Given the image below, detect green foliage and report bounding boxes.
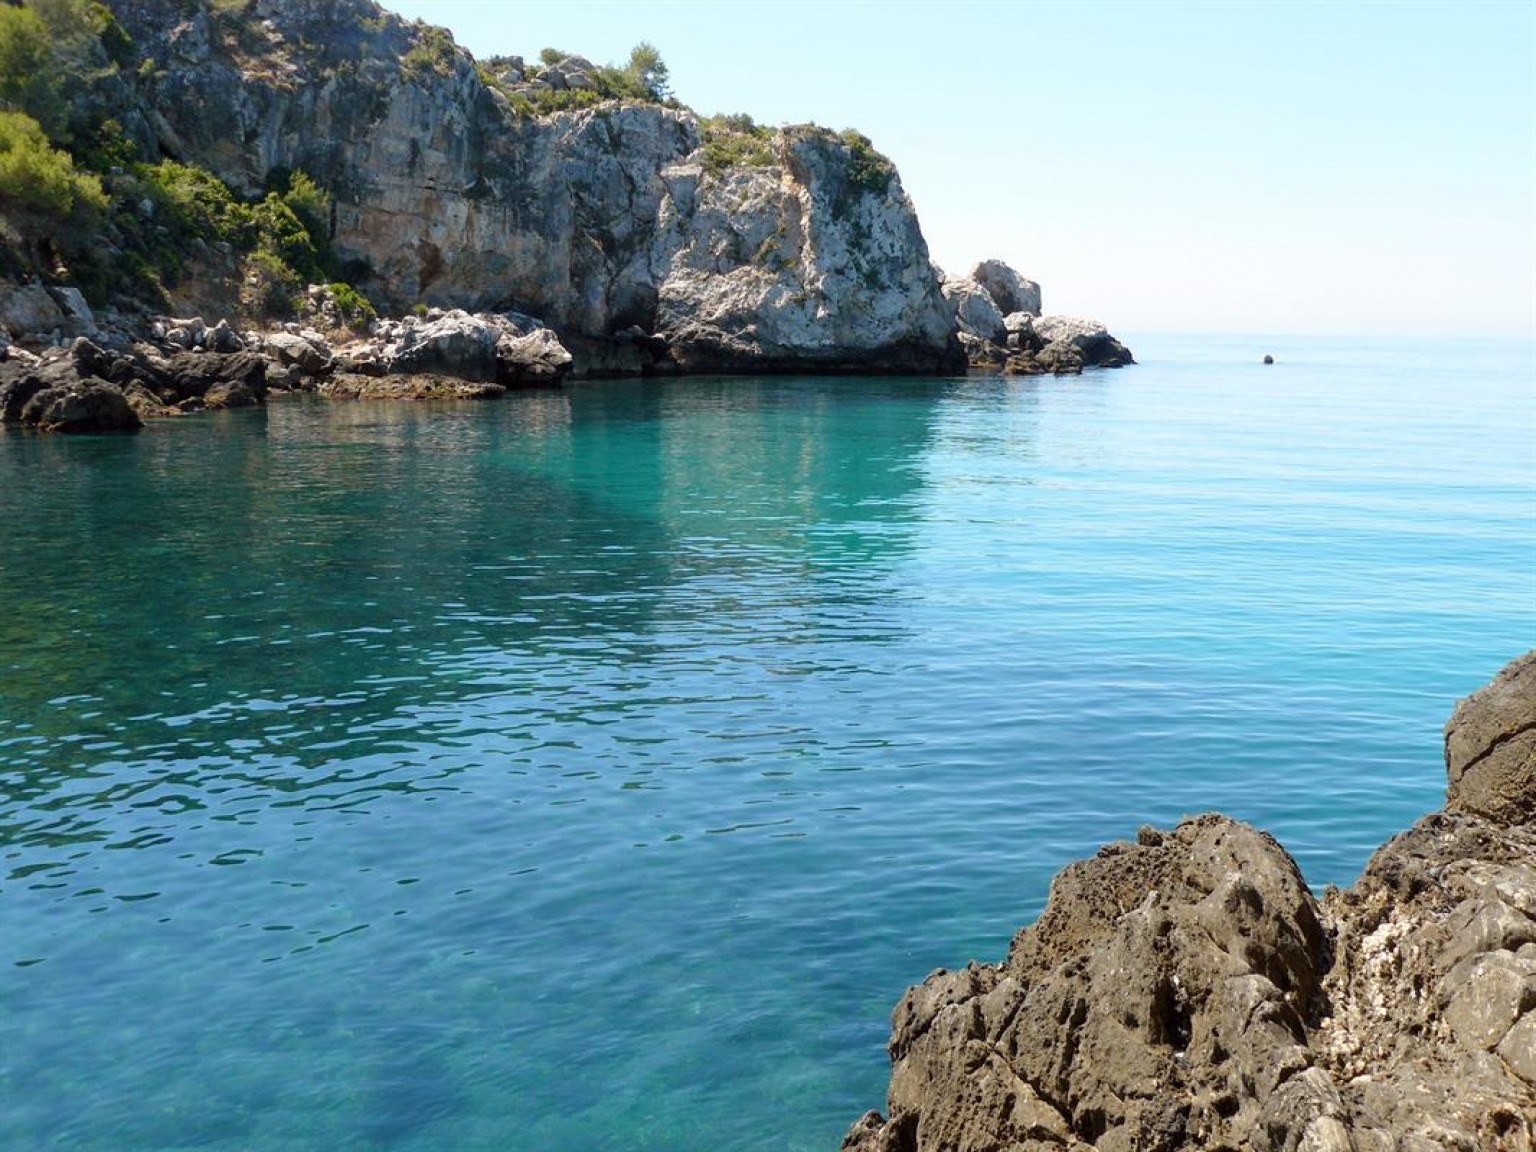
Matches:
[137,159,251,245]
[527,87,602,115]
[327,280,375,327]
[0,5,65,138]
[240,248,301,317]
[268,168,332,268]
[538,46,565,65]
[699,113,774,175]
[625,41,669,101]
[402,23,456,78]
[251,194,318,279]
[838,128,894,197]
[0,109,104,216]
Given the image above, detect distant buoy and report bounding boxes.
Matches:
[1263,354,1275,364]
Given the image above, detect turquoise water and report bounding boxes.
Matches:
[1,334,1532,1150]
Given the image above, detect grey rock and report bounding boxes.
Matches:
[971,258,1042,317]
[941,277,1006,343]
[1446,649,1536,827]
[262,330,334,376]
[21,383,141,432]
[0,284,65,339]
[846,650,1536,1152]
[99,6,959,375]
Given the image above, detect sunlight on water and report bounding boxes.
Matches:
[1,335,1532,1150]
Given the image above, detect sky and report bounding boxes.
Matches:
[380,1,1536,337]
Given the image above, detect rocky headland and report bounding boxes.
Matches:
[0,0,1131,431]
[843,650,1536,1152]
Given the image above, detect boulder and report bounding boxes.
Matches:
[206,319,245,353]
[941,277,1006,343]
[0,284,65,340]
[262,330,333,377]
[845,650,1536,1151]
[497,326,573,384]
[21,383,141,432]
[1028,315,1135,369]
[971,259,1042,317]
[380,311,502,380]
[163,351,268,402]
[203,380,261,409]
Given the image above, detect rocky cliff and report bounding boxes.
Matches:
[97,0,959,374]
[844,651,1536,1152]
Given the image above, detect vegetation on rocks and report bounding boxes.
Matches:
[699,113,775,174]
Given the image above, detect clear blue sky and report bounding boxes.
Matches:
[381,1,1536,337]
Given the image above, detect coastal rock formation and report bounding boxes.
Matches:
[101,0,960,375]
[844,651,1536,1152]
[941,260,1132,375]
[0,334,273,430]
[971,259,1042,318]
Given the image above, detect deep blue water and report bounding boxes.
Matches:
[1,334,1532,1150]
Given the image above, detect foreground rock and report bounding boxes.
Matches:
[844,651,1535,1152]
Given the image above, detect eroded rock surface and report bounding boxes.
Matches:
[845,651,1536,1152]
[105,0,960,374]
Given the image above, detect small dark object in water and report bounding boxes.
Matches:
[1263,354,1275,364]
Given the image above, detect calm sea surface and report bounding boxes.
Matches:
[2,334,1533,1150]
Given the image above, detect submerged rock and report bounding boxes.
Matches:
[844,650,1536,1152]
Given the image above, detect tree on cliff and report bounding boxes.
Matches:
[626,42,670,101]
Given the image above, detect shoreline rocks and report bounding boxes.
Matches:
[944,259,1134,375]
[843,650,1536,1152]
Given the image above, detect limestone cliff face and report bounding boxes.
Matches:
[107,0,959,373]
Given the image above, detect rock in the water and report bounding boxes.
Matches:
[845,650,1536,1151]
[21,383,141,432]
[318,373,505,400]
[970,258,1042,317]
[1027,314,1135,369]
[1264,353,1275,364]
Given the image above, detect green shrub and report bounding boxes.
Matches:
[839,128,894,197]
[528,87,601,115]
[136,159,252,245]
[0,109,104,216]
[269,167,332,268]
[625,42,669,101]
[240,248,301,317]
[402,23,456,78]
[699,113,774,175]
[328,280,375,327]
[0,5,65,138]
[251,194,319,279]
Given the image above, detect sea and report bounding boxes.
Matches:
[1,333,1532,1151]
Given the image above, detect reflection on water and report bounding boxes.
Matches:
[1,347,1532,1152]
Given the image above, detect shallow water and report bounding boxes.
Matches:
[2,334,1532,1150]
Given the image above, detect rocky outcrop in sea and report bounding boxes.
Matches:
[0,0,1139,429]
[843,651,1536,1152]
[88,0,961,376]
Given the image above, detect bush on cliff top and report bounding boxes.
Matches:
[699,113,774,175]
